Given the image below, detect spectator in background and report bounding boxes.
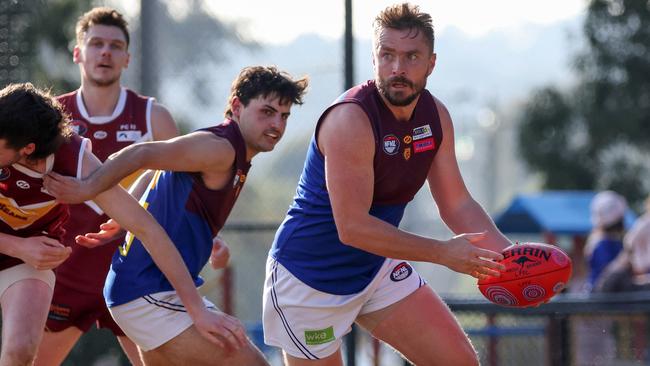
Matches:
[584,190,628,292]
[624,195,650,277]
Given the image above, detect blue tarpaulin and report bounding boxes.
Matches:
[494,190,637,235]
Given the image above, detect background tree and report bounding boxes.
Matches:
[518,0,650,208]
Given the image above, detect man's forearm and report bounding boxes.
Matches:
[87,145,147,196]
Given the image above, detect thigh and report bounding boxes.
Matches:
[262,258,361,361]
[283,349,343,366]
[143,324,268,366]
[33,327,82,366]
[116,336,143,366]
[1,277,53,358]
[357,286,479,366]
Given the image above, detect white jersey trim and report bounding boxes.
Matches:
[76,87,127,124]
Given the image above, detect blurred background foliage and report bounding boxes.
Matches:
[518,0,650,209]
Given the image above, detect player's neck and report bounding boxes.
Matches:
[16,156,47,174]
[79,82,122,117]
[381,95,419,122]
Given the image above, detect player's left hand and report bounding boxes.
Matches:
[44,171,94,204]
[75,219,124,248]
[192,308,248,352]
[209,236,231,269]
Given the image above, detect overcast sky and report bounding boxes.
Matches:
[201,0,587,44]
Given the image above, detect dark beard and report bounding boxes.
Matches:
[377,76,421,107]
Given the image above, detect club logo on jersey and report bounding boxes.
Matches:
[412,125,432,140]
[390,262,413,282]
[116,130,142,142]
[16,180,30,189]
[413,138,435,153]
[0,168,10,181]
[403,135,412,144]
[382,135,400,155]
[93,130,108,140]
[70,120,89,136]
[403,147,411,161]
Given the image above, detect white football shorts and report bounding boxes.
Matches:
[0,263,55,297]
[108,290,217,351]
[262,257,425,359]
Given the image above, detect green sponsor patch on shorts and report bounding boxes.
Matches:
[304,326,335,345]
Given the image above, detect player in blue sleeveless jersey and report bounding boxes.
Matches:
[44,66,308,366]
[263,4,512,365]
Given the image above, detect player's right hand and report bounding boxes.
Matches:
[75,219,124,248]
[192,308,248,352]
[43,171,94,204]
[18,236,71,270]
[440,232,506,279]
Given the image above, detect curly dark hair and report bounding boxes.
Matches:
[224,66,309,118]
[76,7,129,47]
[373,3,435,52]
[0,83,72,161]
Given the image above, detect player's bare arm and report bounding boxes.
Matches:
[151,102,180,140]
[75,169,154,248]
[427,98,512,253]
[44,131,235,203]
[320,103,503,278]
[79,145,247,350]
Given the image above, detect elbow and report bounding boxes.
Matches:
[335,217,363,247]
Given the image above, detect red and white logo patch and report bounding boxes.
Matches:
[383,135,400,155]
[414,137,435,153]
[390,262,413,282]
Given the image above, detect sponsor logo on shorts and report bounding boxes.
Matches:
[0,168,10,181]
[390,262,413,282]
[48,303,71,321]
[412,125,432,140]
[116,130,142,142]
[70,120,88,136]
[304,326,335,345]
[413,138,435,153]
[382,135,399,155]
[93,130,108,140]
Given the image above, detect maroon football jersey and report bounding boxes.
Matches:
[54,88,154,294]
[0,135,85,270]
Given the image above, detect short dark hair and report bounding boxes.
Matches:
[373,3,435,52]
[224,66,309,118]
[0,83,72,161]
[76,7,130,47]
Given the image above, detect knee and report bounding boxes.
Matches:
[2,340,39,366]
[455,342,480,366]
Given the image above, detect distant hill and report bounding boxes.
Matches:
[166,16,583,133]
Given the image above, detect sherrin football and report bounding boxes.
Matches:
[478,242,572,307]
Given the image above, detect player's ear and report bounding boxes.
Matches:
[73,45,82,64]
[21,143,35,156]
[230,97,242,119]
[124,52,130,69]
[426,53,436,77]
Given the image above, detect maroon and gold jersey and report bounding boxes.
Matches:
[54,88,154,294]
[0,135,86,271]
